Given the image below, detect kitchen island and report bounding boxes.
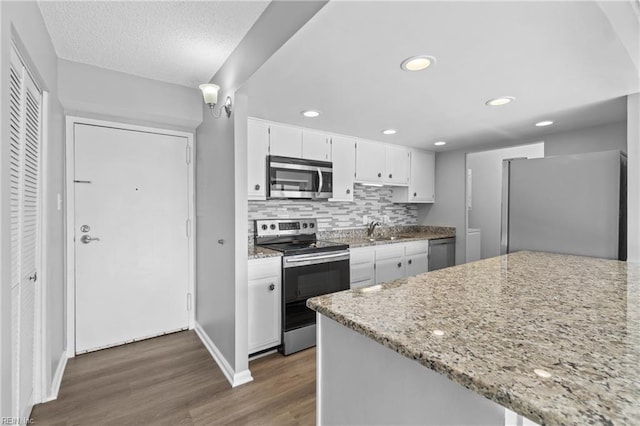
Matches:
[307,251,640,425]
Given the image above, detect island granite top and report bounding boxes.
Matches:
[307,251,640,425]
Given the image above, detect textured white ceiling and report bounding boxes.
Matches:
[38,1,270,88]
[245,1,639,151]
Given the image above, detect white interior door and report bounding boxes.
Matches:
[74,124,190,353]
[9,45,41,419]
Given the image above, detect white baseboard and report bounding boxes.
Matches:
[46,351,68,402]
[194,322,253,388]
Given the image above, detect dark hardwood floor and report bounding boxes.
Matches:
[31,331,316,425]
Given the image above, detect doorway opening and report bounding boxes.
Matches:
[465,143,544,262]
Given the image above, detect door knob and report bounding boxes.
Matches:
[346,188,351,194]
[269,283,275,291]
[81,235,100,244]
[397,262,402,268]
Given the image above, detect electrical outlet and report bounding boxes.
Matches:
[362,215,369,225]
[383,215,390,223]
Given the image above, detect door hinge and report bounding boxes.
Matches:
[187,293,192,311]
[186,218,192,238]
[186,144,191,165]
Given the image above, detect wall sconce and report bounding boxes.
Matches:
[199,83,232,118]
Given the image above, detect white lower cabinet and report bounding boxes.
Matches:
[248,257,281,354]
[349,246,375,289]
[404,241,429,277]
[375,245,406,285]
[350,241,432,288]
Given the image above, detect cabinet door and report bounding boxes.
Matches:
[355,140,385,183]
[248,275,280,354]
[405,252,429,277]
[302,130,331,161]
[375,257,405,284]
[248,119,269,200]
[410,150,435,202]
[385,145,410,186]
[330,136,356,201]
[269,123,302,158]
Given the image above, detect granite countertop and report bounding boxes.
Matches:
[248,245,282,260]
[307,251,640,425]
[320,225,456,248]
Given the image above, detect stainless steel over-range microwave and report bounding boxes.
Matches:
[267,155,333,199]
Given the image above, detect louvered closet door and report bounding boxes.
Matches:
[9,45,41,419]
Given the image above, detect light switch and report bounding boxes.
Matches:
[57,193,62,211]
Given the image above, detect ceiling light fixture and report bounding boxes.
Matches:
[382,129,397,135]
[199,83,232,118]
[362,183,384,187]
[401,55,437,71]
[434,141,447,146]
[485,96,515,107]
[301,110,321,118]
[535,120,554,127]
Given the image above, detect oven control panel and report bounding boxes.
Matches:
[255,219,317,237]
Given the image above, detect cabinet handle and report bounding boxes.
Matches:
[269,283,275,291]
[346,188,351,194]
[413,192,417,197]
[408,259,412,265]
[377,172,382,178]
[397,262,402,268]
[255,184,260,190]
[389,174,392,179]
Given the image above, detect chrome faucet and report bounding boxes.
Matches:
[367,221,381,237]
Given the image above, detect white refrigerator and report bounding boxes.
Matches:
[501,150,627,260]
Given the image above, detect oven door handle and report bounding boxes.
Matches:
[316,167,323,198]
[285,252,349,263]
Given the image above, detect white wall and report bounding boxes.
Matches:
[628,94,639,263]
[57,59,202,131]
[419,120,629,264]
[417,150,467,264]
[0,0,65,416]
[544,120,627,156]
[195,1,327,384]
[467,143,544,259]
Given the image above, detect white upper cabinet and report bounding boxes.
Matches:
[247,119,269,200]
[410,149,435,202]
[385,145,410,186]
[269,123,302,158]
[302,130,332,162]
[391,148,435,203]
[330,136,356,201]
[355,139,385,184]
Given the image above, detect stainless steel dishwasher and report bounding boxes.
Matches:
[428,237,456,271]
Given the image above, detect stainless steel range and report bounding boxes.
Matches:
[254,219,350,355]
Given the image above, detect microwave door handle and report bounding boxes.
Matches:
[317,167,323,197]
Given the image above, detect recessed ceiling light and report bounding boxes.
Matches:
[381,129,397,135]
[434,141,446,146]
[535,120,554,127]
[401,55,436,71]
[301,110,320,118]
[485,96,515,107]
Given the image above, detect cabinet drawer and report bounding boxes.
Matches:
[405,241,428,256]
[375,245,405,261]
[248,257,281,280]
[350,247,375,264]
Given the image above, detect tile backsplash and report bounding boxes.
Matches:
[248,183,418,239]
